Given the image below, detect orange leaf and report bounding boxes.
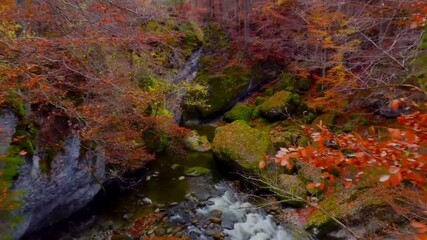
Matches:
[369,126,376,134]
[391,99,401,110]
[19,150,27,156]
[388,128,402,141]
[390,172,402,187]
[306,183,316,190]
[405,130,417,143]
[322,172,330,179]
[259,161,266,169]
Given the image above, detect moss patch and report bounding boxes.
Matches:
[224,104,253,122]
[259,90,300,120]
[306,187,391,236]
[184,166,211,177]
[212,120,271,171]
[186,65,252,119]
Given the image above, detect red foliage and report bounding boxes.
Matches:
[269,106,427,190]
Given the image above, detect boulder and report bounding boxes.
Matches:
[259,91,300,120]
[212,121,271,171]
[184,167,211,177]
[224,104,253,122]
[269,123,310,148]
[184,131,211,152]
[274,174,307,207]
[306,186,399,237]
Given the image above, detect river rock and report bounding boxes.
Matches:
[184,131,211,152]
[212,120,271,171]
[142,197,153,205]
[184,166,211,177]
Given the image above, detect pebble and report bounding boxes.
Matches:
[142,197,152,205]
[208,217,222,224]
[178,176,185,180]
[146,176,151,181]
[154,208,160,213]
[122,213,133,221]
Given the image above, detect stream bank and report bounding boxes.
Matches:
[24,124,314,240]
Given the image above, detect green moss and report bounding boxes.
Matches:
[255,97,266,106]
[312,113,337,127]
[224,104,253,122]
[187,65,252,118]
[259,90,300,120]
[184,166,211,177]
[279,72,296,91]
[269,123,310,148]
[306,187,390,235]
[273,174,307,207]
[264,88,274,96]
[212,120,271,171]
[251,106,261,120]
[5,91,26,117]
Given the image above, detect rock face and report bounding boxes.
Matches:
[0,109,18,155]
[0,110,106,239]
[14,136,105,239]
[212,120,271,171]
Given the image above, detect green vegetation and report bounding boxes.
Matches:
[259,90,300,120]
[212,120,271,171]
[224,104,253,122]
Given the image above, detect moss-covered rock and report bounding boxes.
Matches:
[259,91,300,120]
[306,187,393,236]
[184,166,211,177]
[185,66,252,119]
[294,159,322,183]
[212,120,271,171]
[274,174,307,207]
[184,131,211,152]
[255,97,266,106]
[224,104,253,122]
[279,72,312,92]
[312,113,337,127]
[269,123,310,148]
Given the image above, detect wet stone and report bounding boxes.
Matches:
[208,217,221,224]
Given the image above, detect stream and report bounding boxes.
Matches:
[24,124,314,240]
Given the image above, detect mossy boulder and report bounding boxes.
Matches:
[269,123,310,148]
[185,66,252,119]
[184,131,211,152]
[312,113,337,127]
[259,91,300,120]
[306,187,394,236]
[255,97,266,106]
[279,72,312,92]
[273,174,307,207]
[294,159,322,183]
[224,104,253,122]
[339,113,371,133]
[212,120,271,171]
[184,166,211,177]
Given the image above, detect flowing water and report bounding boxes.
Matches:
[24,124,314,240]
